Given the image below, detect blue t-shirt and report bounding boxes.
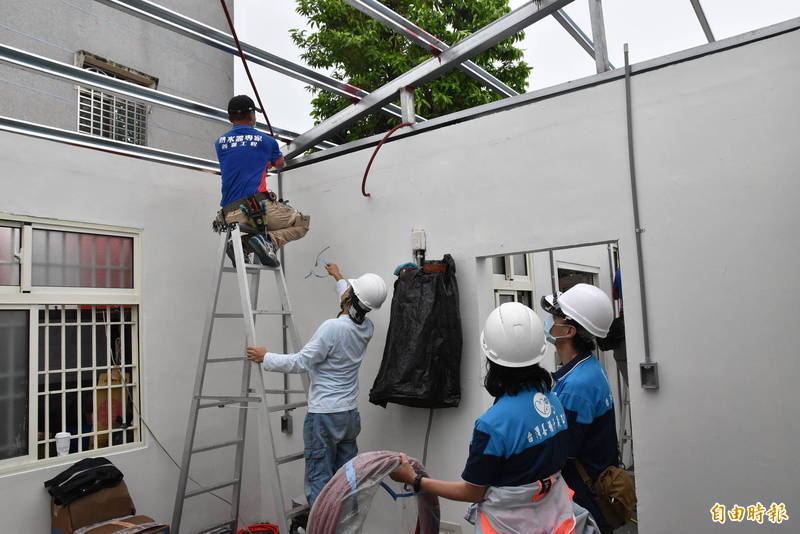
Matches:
[214,125,283,206]
[461,388,569,487]
[552,354,618,477]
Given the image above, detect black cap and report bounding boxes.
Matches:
[227,95,256,114]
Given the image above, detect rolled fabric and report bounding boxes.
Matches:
[308,450,440,534]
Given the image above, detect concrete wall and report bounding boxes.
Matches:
[276,26,800,533]
[0,0,232,159]
[0,20,798,534]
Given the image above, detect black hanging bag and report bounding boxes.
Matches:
[369,254,462,408]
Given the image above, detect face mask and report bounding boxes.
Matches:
[544,316,571,344]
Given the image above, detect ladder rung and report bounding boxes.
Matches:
[192,439,243,454]
[276,451,305,465]
[286,504,310,520]
[254,309,292,316]
[185,479,239,498]
[195,520,236,534]
[268,401,308,413]
[206,357,244,363]
[222,264,277,272]
[264,389,306,394]
[213,313,245,319]
[197,396,261,409]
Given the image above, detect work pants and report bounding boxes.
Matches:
[303,409,361,509]
[223,199,310,249]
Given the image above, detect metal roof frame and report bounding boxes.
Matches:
[0,43,335,150]
[93,0,424,123]
[284,16,800,169]
[0,115,219,173]
[1,0,745,169]
[282,0,576,158]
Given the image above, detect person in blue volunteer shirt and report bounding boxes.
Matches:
[391,303,598,534]
[542,283,618,534]
[245,263,388,509]
[214,95,310,267]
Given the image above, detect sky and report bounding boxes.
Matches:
[234,0,800,134]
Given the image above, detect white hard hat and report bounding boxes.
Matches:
[541,283,613,338]
[347,273,388,310]
[480,302,547,368]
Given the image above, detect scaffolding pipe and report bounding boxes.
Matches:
[552,9,615,69]
[689,0,716,42]
[587,0,611,73]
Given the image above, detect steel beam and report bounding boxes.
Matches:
[587,0,611,73]
[689,0,716,42]
[0,43,336,150]
[552,9,615,69]
[93,0,424,122]
[283,0,575,158]
[0,115,219,173]
[341,0,518,97]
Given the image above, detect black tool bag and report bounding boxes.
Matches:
[369,254,462,408]
[44,457,124,506]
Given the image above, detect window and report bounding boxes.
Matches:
[491,253,534,307]
[0,215,141,472]
[76,51,158,146]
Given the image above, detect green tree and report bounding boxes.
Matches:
[291,0,531,143]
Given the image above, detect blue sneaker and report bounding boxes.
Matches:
[249,234,280,267]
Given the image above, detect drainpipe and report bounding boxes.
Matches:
[624,44,659,389]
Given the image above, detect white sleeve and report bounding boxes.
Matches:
[335,279,349,298]
[261,321,335,373]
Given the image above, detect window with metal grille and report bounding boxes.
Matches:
[76,52,157,146]
[0,216,141,472]
[36,305,139,459]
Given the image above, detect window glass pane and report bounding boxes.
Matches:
[0,310,29,461]
[512,254,528,276]
[492,257,506,275]
[0,227,20,286]
[498,293,514,305]
[32,230,133,288]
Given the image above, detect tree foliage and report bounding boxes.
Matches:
[291,0,531,143]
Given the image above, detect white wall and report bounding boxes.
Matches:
[0,133,268,533]
[1,22,798,534]
[277,26,800,533]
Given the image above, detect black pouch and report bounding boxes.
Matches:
[44,457,124,506]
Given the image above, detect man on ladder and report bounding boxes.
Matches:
[246,263,387,520]
[213,95,310,267]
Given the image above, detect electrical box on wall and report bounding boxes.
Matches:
[640,362,659,389]
[411,229,426,251]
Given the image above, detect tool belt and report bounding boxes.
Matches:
[212,191,277,234]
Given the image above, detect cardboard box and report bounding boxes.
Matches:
[52,481,136,534]
[80,515,169,534]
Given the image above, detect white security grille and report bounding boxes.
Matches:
[36,305,140,459]
[77,67,147,146]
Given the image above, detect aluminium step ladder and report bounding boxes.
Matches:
[172,224,309,534]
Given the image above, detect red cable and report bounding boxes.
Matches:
[219,0,275,138]
[361,122,413,197]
